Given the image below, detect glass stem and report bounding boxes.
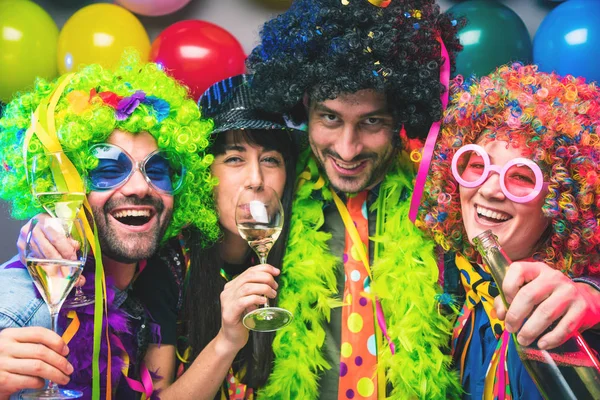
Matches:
[47,311,60,392]
[259,255,271,308]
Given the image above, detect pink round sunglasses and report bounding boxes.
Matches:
[451,144,547,203]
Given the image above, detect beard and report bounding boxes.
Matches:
[92,196,173,264]
[311,145,396,194]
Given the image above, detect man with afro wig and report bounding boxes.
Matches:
[246,0,463,398]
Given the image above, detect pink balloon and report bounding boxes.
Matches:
[115,0,191,16]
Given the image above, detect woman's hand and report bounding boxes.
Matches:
[156,265,281,400]
[218,264,280,350]
[494,260,600,349]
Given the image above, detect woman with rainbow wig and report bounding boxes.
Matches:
[0,53,217,398]
[418,63,600,399]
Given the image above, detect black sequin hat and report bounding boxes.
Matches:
[199,74,293,134]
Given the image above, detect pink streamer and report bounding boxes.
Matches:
[408,37,451,223]
[112,333,154,397]
[497,330,511,398]
[138,259,147,275]
[376,299,396,354]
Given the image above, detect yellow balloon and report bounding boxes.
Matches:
[57,4,150,74]
[0,0,59,103]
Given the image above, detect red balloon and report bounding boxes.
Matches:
[150,20,246,100]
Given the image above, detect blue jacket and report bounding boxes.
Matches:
[0,256,143,399]
[0,256,51,327]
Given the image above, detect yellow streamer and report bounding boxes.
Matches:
[62,311,80,344]
[176,346,192,365]
[22,73,109,400]
[330,189,372,279]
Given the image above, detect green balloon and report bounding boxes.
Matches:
[447,0,532,78]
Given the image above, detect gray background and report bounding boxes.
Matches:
[0,0,557,261]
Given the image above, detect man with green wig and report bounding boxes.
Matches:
[0,55,217,398]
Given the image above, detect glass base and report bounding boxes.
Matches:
[243,307,293,332]
[63,293,94,308]
[21,387,82,399]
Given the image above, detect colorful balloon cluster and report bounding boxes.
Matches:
[448,0,600,84]
[0,0,246,103]
[0,2,151,103]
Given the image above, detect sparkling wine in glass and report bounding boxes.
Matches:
[31,152,93,308]
[36,192,86,221]
[22,217,88,399]
[235,186,293,332]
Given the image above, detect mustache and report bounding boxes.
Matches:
[322,149,376,163]
[103,196,165,214]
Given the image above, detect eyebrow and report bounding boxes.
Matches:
[313,103,391,118]
[223,144,247,152]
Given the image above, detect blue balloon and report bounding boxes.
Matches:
[534,0,600,82]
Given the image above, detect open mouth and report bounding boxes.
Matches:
[111,209,155,226]
[330,157,368,174]
[476,205,512,223]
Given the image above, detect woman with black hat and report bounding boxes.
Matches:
[134,74,300,399]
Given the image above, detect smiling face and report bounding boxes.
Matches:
[210,130,287,242]
[307,89,396,194]
[459,140,550,261]
[87,130,174,264]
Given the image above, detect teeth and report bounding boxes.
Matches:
[334,160,362,169]
[113,209,151,219]
[476,205,510,221]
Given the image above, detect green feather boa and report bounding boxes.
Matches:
[259,150,461,399]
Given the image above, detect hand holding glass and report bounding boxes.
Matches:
[22,217,88,399]
[31,152,92,308]
[235,186,293,332]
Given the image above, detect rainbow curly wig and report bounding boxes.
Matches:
[247,0,463,139]
[0,53,219,243]
[418,63,600,276]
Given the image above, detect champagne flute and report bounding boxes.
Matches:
[235,186,293,332]
[31,152,93,308]
[22,217,87,399]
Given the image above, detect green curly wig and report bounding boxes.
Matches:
[0,53,219,244]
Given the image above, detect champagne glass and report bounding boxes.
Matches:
[22,217,87,399]
[31,152,93,308]
[235,186,293,332]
